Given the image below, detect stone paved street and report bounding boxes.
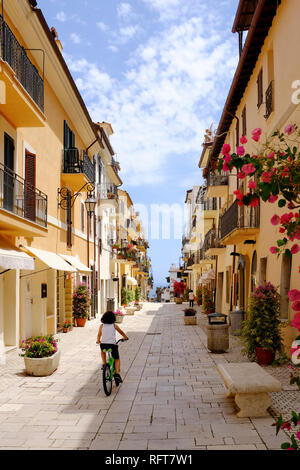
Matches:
[0,303,292,450]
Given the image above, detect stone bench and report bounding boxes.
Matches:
[217,362,282,418]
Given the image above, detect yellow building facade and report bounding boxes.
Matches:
[201,0,300,351]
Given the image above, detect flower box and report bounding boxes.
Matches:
[184,316,197,325]
[115,315,124,324]
[24,350,61,377]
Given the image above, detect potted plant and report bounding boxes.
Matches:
[184,308,197,325]
[20,335,60,377]
[241,282,283,365]
[202,285,214,315]
[114,310,125,324]
[63,321,72,333]
[73,284,90,327]
[196,285,203,306]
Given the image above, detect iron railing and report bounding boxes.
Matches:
[0,17,44,111]
[63,148,95,183]
[220,200,260,240]
[0,162,47,228]
[206,173,228,188]
[111,157,120,173]
[265,81,273,119]
[98,182,118,200]
[203,228,224,253]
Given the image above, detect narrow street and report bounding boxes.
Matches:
[0,303,288,450]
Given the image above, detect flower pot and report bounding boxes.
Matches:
[24,350,61,377]
[76,318,87,327]
[184,316,197,325]
[255,347,275,366]
[115,315,124,324]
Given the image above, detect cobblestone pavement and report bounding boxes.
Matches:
[0,302,298,450]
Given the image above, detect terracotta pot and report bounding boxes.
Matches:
[255,347,275,366]
[76,318,87,327]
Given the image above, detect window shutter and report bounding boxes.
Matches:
[64,120,70,150]
[257,69,263,108]
[25,151,36,222]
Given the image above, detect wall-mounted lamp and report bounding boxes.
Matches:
[58,182,96,215]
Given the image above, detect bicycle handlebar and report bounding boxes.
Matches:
[96,338,128,345]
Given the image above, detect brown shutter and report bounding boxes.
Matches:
[257,69,263,108]
[67,189,72,248]
[25,151,36,222]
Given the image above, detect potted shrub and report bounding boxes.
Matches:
[73,284,90,327]
[114,310,125,324]
[196,285,203,306]
[184,308,197,325]
[20,335,60,377]
[63,321,72,333]
[241,282,283,365]
[202,285,214,315]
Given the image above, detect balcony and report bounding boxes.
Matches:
[136,238,149,252]
[98,182,118,207]
[0,17,45,127]
[203,228,226,257]
[220,200,260,245]
[205,173,229,199]
[61,148,95,191]
[0,163,48,237]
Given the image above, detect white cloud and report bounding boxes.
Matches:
[97,21,109,32]
[119,25,141,39]
[56,11,67,22]
[70,33,81,44]
[117,3,133,19]
[67,15,238,186]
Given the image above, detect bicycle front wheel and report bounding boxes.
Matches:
[102,364,113,396]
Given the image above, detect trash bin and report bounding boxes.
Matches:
[107,298,115,312]
[230,310,245,336]
[206,313,229,353]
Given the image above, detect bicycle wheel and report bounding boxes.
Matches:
[102,364,113,396]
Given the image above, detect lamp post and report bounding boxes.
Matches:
[85,192,97,318]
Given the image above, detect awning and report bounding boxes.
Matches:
[60,255,91,273]
[0,244,35,270]
[23,247,76,272]
[127,276,138,286]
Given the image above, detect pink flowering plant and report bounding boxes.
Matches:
[21,335,58,359]
[114,310,125,317]
[73,284,90,319]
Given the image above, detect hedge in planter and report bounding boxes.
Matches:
[73,284,90,326]
[241,282,283,364]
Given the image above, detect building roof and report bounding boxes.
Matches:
[210,0,281,163]
[232,0,259,33]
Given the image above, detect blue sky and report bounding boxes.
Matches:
[38,0,240,288]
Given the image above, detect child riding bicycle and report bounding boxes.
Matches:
[96,311,128,384]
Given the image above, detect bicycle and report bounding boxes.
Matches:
[101,339,126,396]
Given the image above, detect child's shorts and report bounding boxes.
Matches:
[100,343,119,359]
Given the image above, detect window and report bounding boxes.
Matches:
[257,69,263,108]
[64,120,75,150]
[235,118,240,149]
[242,106,247,137]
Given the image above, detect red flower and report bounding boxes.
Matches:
[238,172,246,180]
[240,136,247,144]
[237,146,245,156]
[249,197,259,208]
[222,144,231,155]
[291,244,300,255]
[270,247,278,254]
[292,301,300,312]
[268,195,278,203]
[271,215,281,226]
[291,313,300,330]
[262,171,272,183]
[242,163,256,175]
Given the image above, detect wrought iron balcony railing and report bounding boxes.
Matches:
[63,148,95,183]
[220,200,260,240]
[98,182,118,200]
[0,17,44,111]
[206,173,229,188]
[203,228,225,253]
[0,162,47,228]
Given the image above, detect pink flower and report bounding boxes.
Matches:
[268,195,278,203]
[224,154,232,164]
[281,422,291,431]
[234,190,244,201]
[222,144,231,155]
[271,215,281,226]
[288,290,300,302]
[248,181,257,190]
[270,247,278,254]
[241,163,256,175]
[262,171,272,183]
[252,128,262,136]
[291,244,300,255]
[292,301,300,312]
[284,124,295,135]
[238,172,246,180]
[281,213,294,224]
[252,128,262,142]
[291,313,300,330]
[240,136,247,144]
[249,197,259,208]
[222,163,230,172]
[237,146,245,156]
[252,134,260,142]
[296,432,300,440]
[267,152,275,159]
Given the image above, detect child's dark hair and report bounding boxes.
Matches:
[101,311,116,324]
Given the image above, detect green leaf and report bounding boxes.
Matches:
[278,199,287,208]
[281,442,291,450]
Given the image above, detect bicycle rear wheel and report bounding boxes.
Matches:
[102,364,113,396]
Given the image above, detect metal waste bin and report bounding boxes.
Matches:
[230,310,245,336]
[206,313,229,353]
[107,298,115,312]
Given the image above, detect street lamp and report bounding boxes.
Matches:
[84,193,97,216]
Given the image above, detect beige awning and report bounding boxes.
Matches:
[23,247,76,272]
[60,255,91,273]
[127,276,138,286]
[0,244,35,270]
